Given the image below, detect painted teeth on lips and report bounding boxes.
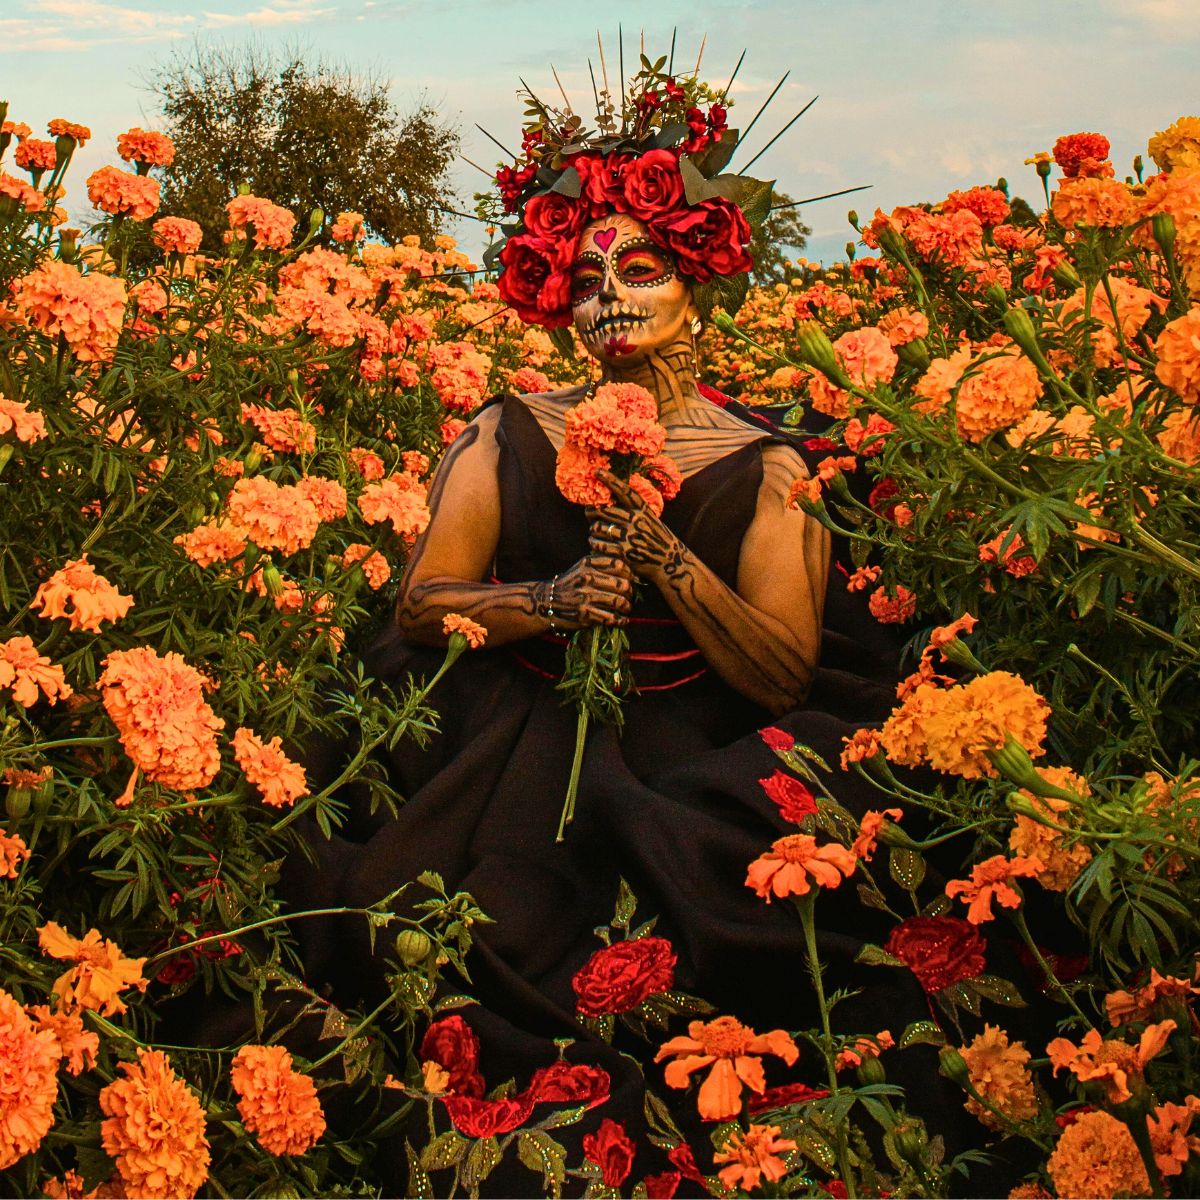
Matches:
[586,305,650,336]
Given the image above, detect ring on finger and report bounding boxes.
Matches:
[606,523,619,537]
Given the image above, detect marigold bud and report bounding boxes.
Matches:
[1002,306,1042,362]
[845,241,857,261]
[1133,153,1144,182]
[1035,158,1052,180]
[893,1124,926,1168]
[0,445,13,476]
[794,321,852,388]
[395,928,432,966]
[5,785,31,821]
[710,311,738,337]
[1152,212,1177,257]
[848,209,859,230]
[1051,261,1081,288]
[987,734,1044,791]
[985,283,1009,309]
[261,562,285,598]
[309,207,325,233]
[938,1046,971,1088]
[856,1056,886,1086]
[896,338,931,370]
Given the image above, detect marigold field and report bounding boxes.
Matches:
[2,104,1200,1198]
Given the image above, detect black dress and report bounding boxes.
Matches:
[282,393,974,1188]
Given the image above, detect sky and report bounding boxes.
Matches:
[2,0,1199,264]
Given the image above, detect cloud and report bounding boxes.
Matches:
[0,1,194,51]
[202,0,337,28]
[1106,0,1200,36]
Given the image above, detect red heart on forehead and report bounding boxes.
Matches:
[593,227,617,252]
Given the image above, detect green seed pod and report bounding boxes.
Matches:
[395,928,432,967]
[5,785,32,821]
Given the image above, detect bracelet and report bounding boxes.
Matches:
[546,574,559,632]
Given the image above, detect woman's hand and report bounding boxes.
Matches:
[587,470,683,582]
[543,553,635,630]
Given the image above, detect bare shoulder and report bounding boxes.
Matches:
[516,384,586,421]
[758,440,812,505]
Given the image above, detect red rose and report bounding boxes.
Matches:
[583,1118,636,1188]
[522,192,588,242]
[759,726,795,752]
[525,1061,611,1109]
[571,152,633,216]
[649,197,753,283]
[572,936,677,1017]
[496,233,574,328]
[645,1171,681,1198]
[883,916,986,994]
[621,149,685,221]
[667,1143,705,1185]
[759,769,817,823]
[419,1015,485,1097]
[748,1082,831,1115]
[441,1094,535,1138]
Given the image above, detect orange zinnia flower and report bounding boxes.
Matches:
[945,855,1043,924]
[713,1124,798,1192]
[231,727,309,809]
[0,636,72,708]
[230,1044,326,1157]
[38,922,148,1016]
[100,1048,210,1199]
[31,556,134,633]
[1047,1020,1176,1105]
[0,988,60,1170]
[655,1016,799,1120]
[745,833,858,902]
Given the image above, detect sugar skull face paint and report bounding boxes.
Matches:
[571,214,695,365]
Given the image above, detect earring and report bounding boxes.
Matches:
[689,316,703,372]
[690,317,703,336]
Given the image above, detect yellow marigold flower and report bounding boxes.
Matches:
[1047,1111,1150,1199]
[98,647,223,791]
[231,727,309,809]
[31,556,134,633]
[1148,116,1200,172]
[230,1044,326,1156]
[959,1025,1038,1129]
[0,987,60,1169]
[1008,767,1093,892]
[38,922,148,1016]
[100,1048,211,1199]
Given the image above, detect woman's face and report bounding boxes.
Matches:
[570,214,696,366]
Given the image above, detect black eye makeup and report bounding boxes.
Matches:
[615,240,674,287]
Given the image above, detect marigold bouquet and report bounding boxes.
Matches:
[554,381,681,839]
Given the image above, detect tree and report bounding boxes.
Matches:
[750,192,811,285]
[147,44,460,251]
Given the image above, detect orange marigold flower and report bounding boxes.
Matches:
[295,477,346,523]
[945,855,1043,924]
[348,447,385,480]
[879,681,943,768]
[440,418,468,445]
[116,127,175,168]
[359,472,432,538]
[31,556,134,633]
[1106,968,1200,1027]
[0,636,72,707]
[100,1048,210,1199]
[868,584,917,624]
[979,528,1038,577]
[1052,176,1133,229]
[27,1004,99,1074]
[1154,307,1200,405]
[1157,409,1200,464]
[0,988,60,1169]
[442,613,488,649]
[47,119,91,145]
[1047,1020,1176,1105]
[226,194,296,252]
[955,350,1043,442]
[173,520,248,568]
[1053,131,1112,178]
[914,344,972,413]
[239,404,317,454]
[230,1044,326,1157]
[151,216,202,256]
[38,922,147,1016]
[1047,1110,1150,1199]
[845,564,881,592]
[13,137,56,172]
[835,1030,895,1071]
[86,165,160,222]
[0,171,46,214]
[341,543,391,589]
[0,827,30,878]
[878,305,929,347]
[655,1016,799,1121]
[1008,767,1093,891]
[329,210,365,242]
[745,833,858,902]
[713,1124,798,1192]
[959,1025,1038,1129]
[231,727,308,809]
[850,808,902,862]
[98,647,223,790]
[839,727,883,770]
[942,186,1010,228]
[226,476,322,555]
[1007,1184,1052,1199]
[1147,1098,1200,1179]
[566,382,666,457]
[13,260,127,363]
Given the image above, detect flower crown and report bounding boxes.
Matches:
[482,50,775,334]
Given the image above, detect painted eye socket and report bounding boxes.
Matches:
[570,263,603,301]
[617,246,671,285]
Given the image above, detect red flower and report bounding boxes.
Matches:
[748,1082,831,1115]
[621,149,685,221]
[441,1094,534,1138]
[583,1118,636,1188]
[522,192,588,242]
[419,1016,485,1098]
[649,196,753,284]
[525,1061,611,1109]
[883,916,986,994]
[645,1170,681,1198]
[572,153,633,216]
[759,727,795,752]
[572,936,677,1017]
[759,769,818,822]
[496,233,573,328]
[495,162,538,213]
[667,1143,706,1184]
[1052,132,1112,178]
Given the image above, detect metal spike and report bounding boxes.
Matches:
[618,23,625,122]
[458,155,493,178]
[588,58,601,113]
[475,124,519,161]
[770,184,872,211]
[737,95,818,175]
[596,30,610,99]
[434,201,493,224]
[550,64,572,112]
[668,27,677,74]
[736,71,789,150]
[719,48,746,101]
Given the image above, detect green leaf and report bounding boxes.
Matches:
[416,869,445,892]
[518,1130,567,1199]
[966,974,1027,1008]
[462,1136,502,1190]
[687,129,740,178]
[405,1141,434,1200]
[889,846,927,891]
[856,943,906,969]
[550,166,582,198]
[899,1020,946,1049]
[694,270,750,321]
[548,326,576,360]
[420,1131,469,1172]
[540,1103,588,1130]
[614,877,638,928]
